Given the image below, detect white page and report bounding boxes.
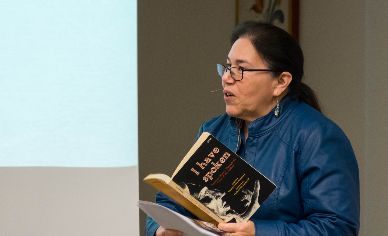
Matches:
[138,200,219,236]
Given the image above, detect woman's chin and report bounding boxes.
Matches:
[225,108,241,119]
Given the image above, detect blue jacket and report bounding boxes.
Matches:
[146,97,360,235]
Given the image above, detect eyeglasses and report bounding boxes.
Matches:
[217,64,280,81]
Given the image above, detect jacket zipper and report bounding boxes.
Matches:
[235,120,242,153]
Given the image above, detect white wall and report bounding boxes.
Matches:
[0,1,139,235]
[0,167,138,236]
[365,1,388,235]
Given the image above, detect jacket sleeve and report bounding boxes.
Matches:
[253,123,360,236]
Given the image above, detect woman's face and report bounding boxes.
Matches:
[222,37,279,121]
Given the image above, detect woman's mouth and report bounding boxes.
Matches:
[223,90,235,97]
[223,90,236,104]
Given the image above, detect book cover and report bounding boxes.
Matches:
[171,132,276,223]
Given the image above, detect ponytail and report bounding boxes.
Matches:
[290,82,321,112]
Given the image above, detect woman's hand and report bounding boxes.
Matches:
[155,226,183,236]
[218,221,255,236]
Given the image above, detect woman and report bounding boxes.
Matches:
[146,21,360,236]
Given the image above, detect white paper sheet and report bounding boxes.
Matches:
[138,200,219,236]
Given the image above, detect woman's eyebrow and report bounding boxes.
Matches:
[235,59,250,65]
[226,57,250,65]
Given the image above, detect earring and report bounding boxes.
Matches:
[274,99,280,118]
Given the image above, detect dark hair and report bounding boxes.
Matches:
[231,21,321,112]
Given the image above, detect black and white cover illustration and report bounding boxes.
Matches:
[172,133,276,223]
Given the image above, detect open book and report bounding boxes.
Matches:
[143,132,276,225]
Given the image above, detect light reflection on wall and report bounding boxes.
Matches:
[0,0,137,167]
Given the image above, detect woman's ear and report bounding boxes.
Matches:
[273,72,292,97]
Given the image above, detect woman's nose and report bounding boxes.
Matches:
[221,70,234,84]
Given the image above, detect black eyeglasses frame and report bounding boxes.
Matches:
[217,63,281,81]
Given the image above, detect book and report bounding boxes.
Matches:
[144,132,276,225]
[138,200,222,236]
